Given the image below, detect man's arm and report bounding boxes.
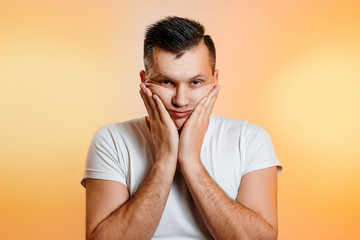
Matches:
[180,163,278,240]
[178,85,278,239]
[86,84,179,240]
[86,159,176,240]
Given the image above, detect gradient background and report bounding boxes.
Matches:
[1,0,359,239]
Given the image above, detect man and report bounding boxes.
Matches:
[81,16,282,240]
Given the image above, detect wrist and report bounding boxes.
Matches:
[178,155,203,174]
[155,153,177,168]
[156,147,178,159]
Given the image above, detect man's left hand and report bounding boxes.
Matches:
[178,85,220,168]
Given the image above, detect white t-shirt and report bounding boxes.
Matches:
[81,115,282,239]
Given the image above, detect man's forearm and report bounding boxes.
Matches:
[88,157,176,240]
[180,161,277,240]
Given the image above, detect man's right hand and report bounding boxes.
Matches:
[86,83,179,240]
[139,83,179,162]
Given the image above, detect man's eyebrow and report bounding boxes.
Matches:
[150,73,170,79]
[190,74,208,79]
[150,73,208,80]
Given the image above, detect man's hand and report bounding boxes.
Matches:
[178,85,220,167]
[140,83,179,161]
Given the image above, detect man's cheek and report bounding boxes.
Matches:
[192,87,210,103]
[205,83,216,95]
[147,86,165,100]
[146,84,158,94]
[148,85,167,95]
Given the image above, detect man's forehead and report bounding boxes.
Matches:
[151,47,192,64]
[149,44,213,80]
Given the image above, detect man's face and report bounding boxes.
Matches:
[140,43,218,130]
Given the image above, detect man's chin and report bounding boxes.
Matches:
[173,118,187,131]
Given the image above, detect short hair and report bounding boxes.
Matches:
[143,16,216,74]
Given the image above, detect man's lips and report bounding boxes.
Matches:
[168,110,193,118]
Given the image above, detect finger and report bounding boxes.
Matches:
[194,85,220,122]
[185,85,220,125]
[204,85,220,117]
[207,85,220,98]
[139,88,155,120]
[202,85,220,109]
[140,84,160,121]
[152,94,172,123]
[188,96,208,123]
[141,84,161,121]
[205,95,218,117]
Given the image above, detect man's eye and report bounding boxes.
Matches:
[161,80,171,85]
[191,80,201,85]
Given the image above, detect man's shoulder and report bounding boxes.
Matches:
[210,115,252,129]
[92,117,148,142]
[211,115,247,125]
[210,115,267,136]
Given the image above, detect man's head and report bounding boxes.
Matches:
[140,16,219,130]
[143,16,216,75]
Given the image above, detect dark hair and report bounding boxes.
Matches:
[143,16,216,74]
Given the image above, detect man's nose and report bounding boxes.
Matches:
[172,85,190,108]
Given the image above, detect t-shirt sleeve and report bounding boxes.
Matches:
[241,123,282,177]
[80,126,128,188]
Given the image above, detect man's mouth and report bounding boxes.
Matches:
[168,110,193,119]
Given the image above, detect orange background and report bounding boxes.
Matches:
[1,0,359,239]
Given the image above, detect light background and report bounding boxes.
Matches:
[1,0,359,239]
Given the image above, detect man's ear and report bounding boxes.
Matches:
[139,70,146,83]
[214,69,219,85]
